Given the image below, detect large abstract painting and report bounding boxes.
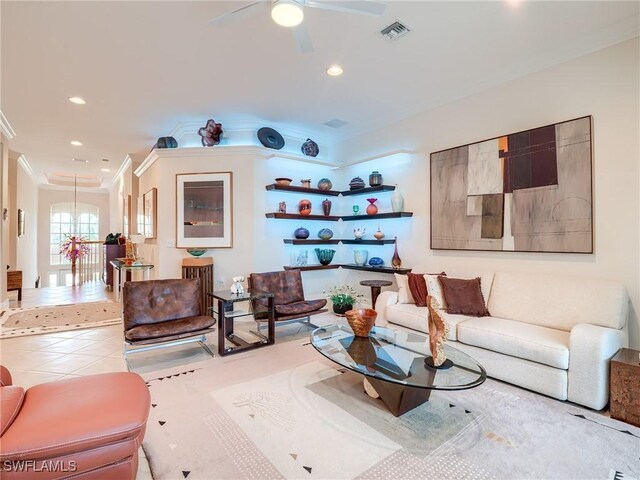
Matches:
[430,116,593,253]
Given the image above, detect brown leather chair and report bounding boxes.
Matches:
[123,277,215,358]
[0,365,150,480]
[248,270,327,329]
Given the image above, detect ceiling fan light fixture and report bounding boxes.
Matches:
[271,0,304,27]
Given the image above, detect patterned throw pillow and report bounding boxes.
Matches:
[424,273,447,310]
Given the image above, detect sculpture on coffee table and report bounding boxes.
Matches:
[426,295,453,369]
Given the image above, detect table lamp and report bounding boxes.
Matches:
[130,234,145,265]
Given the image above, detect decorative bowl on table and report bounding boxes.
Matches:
[345,308,378,337]
[275,177,293,186]
[187,249,207,257]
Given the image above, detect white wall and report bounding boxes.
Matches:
[334,38,640,348]
[0,135,9,306]
[136,148,355,298]
[37,187,110,287]
[13,157,39,286]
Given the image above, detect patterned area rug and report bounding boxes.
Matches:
[0,301,121,338]
[141,338,640,480]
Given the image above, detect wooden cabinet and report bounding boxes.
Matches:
[182,257,214,316]
[7,270,22,300]
[103,244,127,287]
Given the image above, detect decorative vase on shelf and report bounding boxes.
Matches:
[354,250,369,266]
[366,198,378,215]
[301,179,311,188]
[315,248,336,265]
[391,185,404,213]
[391,237,402,269]
[317,178,332,191]
[369,171,383,187]
[353,227,366,240]
[301,138,319,157]
[373,225,385,240]
[298,199,312,216]
[318,228,333,240]
[322,198,332,216]
[294,227,309,239]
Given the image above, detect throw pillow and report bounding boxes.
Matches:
[424,273,447,310]
[407,273,429,307]
[437,276,490,317]
[394,273,414,304]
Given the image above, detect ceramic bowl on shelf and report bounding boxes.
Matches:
[275,177,292,186]
[186,249,207,257]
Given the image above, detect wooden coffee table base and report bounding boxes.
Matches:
[365,377,433,417]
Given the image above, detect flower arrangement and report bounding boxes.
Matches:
[59,235,90,261]
[323,284,365,307]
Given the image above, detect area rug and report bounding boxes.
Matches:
[0,301,121,338]
[140,338,639,480]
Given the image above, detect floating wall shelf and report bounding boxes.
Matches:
[266,184,340,196]
[283,239,341,245]
[283,265,340,271]
[283,264,412,274]
[265,183,396,197]
[265,213,341,221]
[341,212,413,221]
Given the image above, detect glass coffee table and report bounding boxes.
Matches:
[311,325,487,416]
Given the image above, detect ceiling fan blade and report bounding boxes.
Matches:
[292,24,314,53]
[209,1,266,26]
[306,0,386,16]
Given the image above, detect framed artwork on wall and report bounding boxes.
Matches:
[143,188,157,239]
[430,116,593,253]
[176,172,233,248]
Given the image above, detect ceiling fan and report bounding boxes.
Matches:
[209,0,386,53]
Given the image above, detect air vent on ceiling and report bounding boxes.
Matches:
[380,21,410,41]
[323,118,349,129]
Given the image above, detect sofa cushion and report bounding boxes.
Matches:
[275,299,327,317]
[125,315,215,341]
[457,317,570,369]
[385,304,469,341]
[487,272,628,331]
[438,276,490,317]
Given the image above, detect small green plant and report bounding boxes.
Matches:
[323,285,365,307]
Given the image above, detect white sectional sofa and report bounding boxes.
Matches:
[374,271,629,410]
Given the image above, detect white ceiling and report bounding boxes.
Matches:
[2,1,638,188]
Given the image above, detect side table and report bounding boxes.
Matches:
[360,279,393,308]
[209,290,275,356]
[610,347,640,427]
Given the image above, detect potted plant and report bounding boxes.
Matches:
[324,285,365,315]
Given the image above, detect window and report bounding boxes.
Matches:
[49,202,100,266]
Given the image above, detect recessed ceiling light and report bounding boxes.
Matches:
[101,168,111,173]
[505,0,523,8]
[326,65,344,77]
[271,0,304,27]
[72,158,89,163]
[70,140,83,146]
[68,96,86,105]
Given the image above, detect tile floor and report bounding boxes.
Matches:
[2,283,155,478]
[1,282,337,479]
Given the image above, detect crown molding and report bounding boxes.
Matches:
[134,145,336,178]
[0,111,16,139]
[111,154,133,187]
[17,154,34,177]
